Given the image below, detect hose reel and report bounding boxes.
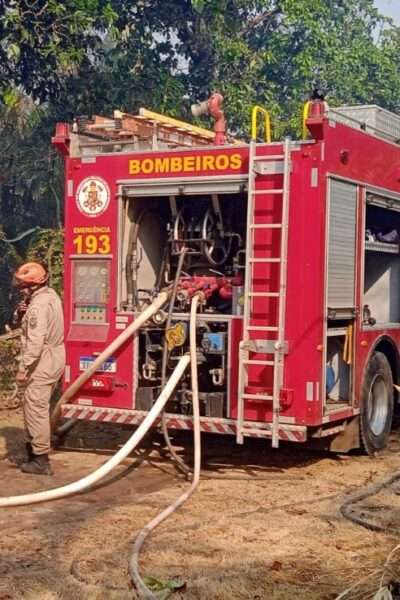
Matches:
[171,202,231,266]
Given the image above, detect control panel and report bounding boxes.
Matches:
[73,259,110,324]
[74,305,107,323]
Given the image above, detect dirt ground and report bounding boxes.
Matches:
[1,407,400,600]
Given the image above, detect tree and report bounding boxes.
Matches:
[3,1,400,134]
[0,91,62,237]
[0,91,64,331]
[0,0,118,102]
[149,0,400,135]
[0,235,20,329]
[55,0,399,137]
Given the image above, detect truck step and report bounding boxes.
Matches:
[240,427,272,437]
[243,360,274,366]
[247,325,278,331]
[252,189,283,195]
[248,292,280,297]
[250,223,282,229]
[241,393,273,400]
[248,258,281,263]
[253,155,284,161]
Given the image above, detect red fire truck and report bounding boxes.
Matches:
[52,97,400,454]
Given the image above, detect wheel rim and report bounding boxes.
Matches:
[367,374,389,436]
[172,211,186,254]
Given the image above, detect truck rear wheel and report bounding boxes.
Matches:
[360,351,393,455]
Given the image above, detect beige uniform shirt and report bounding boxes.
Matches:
[20,286,65,382]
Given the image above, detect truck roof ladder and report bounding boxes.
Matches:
[237,137,291,448]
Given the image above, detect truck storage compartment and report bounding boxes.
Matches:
[120,190,246,415]
[363,199,400,325]
[120,192,246,314]
[326,330,351,404]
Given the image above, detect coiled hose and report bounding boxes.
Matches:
[130,294,202,599]
[340,469,400,532]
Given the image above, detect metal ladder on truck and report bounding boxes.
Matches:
[237,118,291,448]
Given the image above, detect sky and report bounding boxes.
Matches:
[375,0,400,24]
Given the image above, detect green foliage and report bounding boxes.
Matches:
[0,0,118,102]
[0,92,63,236]
[61,0,397,139]
[26,229,64,297]
[0,336,21,392]
[0,90,64,330]
[0,237,21,330]
[162,0,399,136]
[2,1,400,134]
[143,575,186,598]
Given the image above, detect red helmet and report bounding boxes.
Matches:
[14,262,48,287]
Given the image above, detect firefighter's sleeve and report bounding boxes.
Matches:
[20,304,48,370]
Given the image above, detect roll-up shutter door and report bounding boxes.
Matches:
[120,175,247,197]
[327,179,357,308]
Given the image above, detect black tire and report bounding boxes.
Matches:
[360,351,393,455]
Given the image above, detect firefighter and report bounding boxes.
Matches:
[14,262,65,475]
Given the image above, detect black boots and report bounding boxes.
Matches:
[19,442,53,475]
[25,442,34,462]
[12,442,34,466]
[21,453,53,475]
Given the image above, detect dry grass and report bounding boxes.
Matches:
[0,410,400,599]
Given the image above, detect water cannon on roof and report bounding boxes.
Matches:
[191,93,226,145]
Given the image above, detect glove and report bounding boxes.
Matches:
[16,369,28,384]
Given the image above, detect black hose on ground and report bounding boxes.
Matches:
[340,470,400,532]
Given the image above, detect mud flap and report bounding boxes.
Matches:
[329,416,360,453]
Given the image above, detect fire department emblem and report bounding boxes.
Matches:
[76,177,110,217]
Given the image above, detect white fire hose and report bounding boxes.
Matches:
[129,293,202,599]
[0,290,189,508]
[0,353,190,507]
[0,292,203,600]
